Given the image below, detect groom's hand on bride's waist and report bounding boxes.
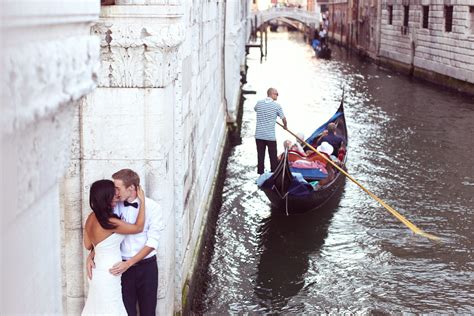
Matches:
[109,261,131,276]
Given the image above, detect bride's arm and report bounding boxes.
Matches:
[83,215,93,250]
[110,185,146,234]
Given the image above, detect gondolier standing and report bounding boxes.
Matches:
[254,87,288,175]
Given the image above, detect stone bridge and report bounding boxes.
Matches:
[252,7,321,29]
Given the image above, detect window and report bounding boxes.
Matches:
[422,6,429,29]
[403,5,409,27]
[388,5,393,25]
[445,6,453,32]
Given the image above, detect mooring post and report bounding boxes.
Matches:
[264,23,268,57]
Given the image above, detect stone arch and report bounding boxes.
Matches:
[258,15,313,29]
[253,8,320,30]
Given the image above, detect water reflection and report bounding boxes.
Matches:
[254,183,345,312]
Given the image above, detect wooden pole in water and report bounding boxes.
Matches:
[264,24,268,57]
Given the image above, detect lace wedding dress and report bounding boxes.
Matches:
[82,233,127,316]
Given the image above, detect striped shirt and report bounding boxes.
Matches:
[254,97,285,141]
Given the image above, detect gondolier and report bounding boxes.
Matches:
[257,93,347,214]
[255,87,288,175]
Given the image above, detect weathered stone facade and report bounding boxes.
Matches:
[328,0,350,45]
[379,0,474,89]
[1,1,100,314]
[326,0,473,92]
[2,1,248,314]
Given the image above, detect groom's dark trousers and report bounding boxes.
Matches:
[122,255,158,316]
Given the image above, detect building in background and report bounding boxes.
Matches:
[325,0,473,92]
[378,0,474,90]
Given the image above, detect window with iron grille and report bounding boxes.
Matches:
[445,6,453,32]
[388,5,393,25]
[422,6,429,29]
[403,5,409,27]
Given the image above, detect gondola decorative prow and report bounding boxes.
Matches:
[269,148,293,216]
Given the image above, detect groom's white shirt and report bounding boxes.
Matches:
[114,197,162,260]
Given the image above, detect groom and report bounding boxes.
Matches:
[87,169,162,316]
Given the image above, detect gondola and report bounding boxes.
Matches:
[311,40,332,59]
[316,45,332,59]
[257,95,347,214]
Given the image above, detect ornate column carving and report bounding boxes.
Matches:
[92,5,185,88]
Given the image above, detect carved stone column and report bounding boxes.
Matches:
[82,4,184,314]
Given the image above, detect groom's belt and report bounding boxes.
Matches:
[125,255,156,267]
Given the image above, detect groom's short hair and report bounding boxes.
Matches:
[112,169,140,188]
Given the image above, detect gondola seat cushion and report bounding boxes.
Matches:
[290,167,328,181]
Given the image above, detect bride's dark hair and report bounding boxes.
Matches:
[89,180,120,229]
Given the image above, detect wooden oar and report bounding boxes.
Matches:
[277,121,440,241]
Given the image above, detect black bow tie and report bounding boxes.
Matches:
[124,201,138,208]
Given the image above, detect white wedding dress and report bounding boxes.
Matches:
[82,233,127,316]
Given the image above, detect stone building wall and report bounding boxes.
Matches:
[379,0,474,88]
[328,0,380,57]
[327,0,473,92]
[357,0,379,55]
[1,1,100,314]
[329,1,350,44]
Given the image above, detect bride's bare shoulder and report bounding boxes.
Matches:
[85,212,97,227]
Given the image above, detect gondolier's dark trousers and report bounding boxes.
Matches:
[256,139,278,175]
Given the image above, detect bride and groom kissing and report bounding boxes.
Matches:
[82,169,162,316]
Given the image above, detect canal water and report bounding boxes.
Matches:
[191,31,474,314]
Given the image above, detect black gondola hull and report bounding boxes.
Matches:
[261,167,346,214]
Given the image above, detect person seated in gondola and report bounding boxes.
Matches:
[316,122,345,157]
[293,132,307,155]
[281,133,307,158]
[279,139,295,160]
[314,142,335,188]
[312,38,321,53]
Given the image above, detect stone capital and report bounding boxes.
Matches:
[92,21,185,49]
[115,0,183,6]
[92,6,185,88]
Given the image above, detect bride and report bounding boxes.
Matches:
[82,179,146,315]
